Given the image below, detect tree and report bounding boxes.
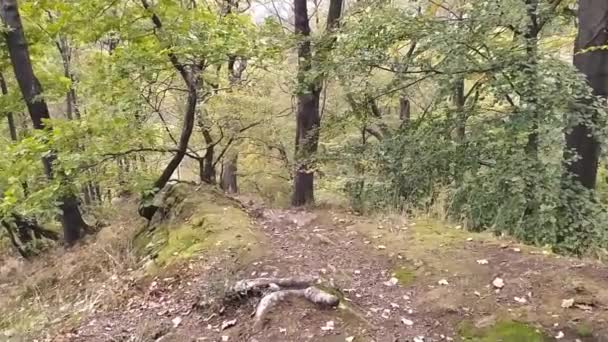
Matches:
[292,0,343,206]
[563,0,608,190]
[0,0,88,245]
[0,72,16,140]
[138,0,199,220]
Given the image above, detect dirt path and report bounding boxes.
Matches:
[47,200,608,342]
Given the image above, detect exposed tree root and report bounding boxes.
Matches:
[227,277,339,327]
[230,276,316,294]
[254,286,339,324]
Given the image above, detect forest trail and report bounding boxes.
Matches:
[14,191,608,342]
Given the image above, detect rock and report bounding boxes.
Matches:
[561,298,574,308]
[514,296,527,304]
[384,277,399,287]
[401,317,414,326]
[221,319,237,330]
[321,320,335,331]
[171,316,182,328]
[438,279,449,286]
[492,277,504,289]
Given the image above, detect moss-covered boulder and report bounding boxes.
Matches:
[134,184,265,271]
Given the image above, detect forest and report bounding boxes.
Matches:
[1,0,608,341]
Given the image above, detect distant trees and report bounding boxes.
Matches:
[0,0,605,256]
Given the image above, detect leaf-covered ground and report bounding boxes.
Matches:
[2,188,608,341]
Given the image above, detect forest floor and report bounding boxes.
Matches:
[1,186,608,342]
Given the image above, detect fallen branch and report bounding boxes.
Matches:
[226,276,338,327]
[254,286,339,325]
[230,276,316,294]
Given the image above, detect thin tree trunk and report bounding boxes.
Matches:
[1,0,87,246]
[399,96,410,125]
[523,0,540,156]
[2,220,27,258]
[83,185,92,205]
[221,153,238,193]
[563,0,608,190]
[453,78,465,142]
[200,128,216,184]
[520,0,541,221]
[0,72,17,140]
[139,0,199,220]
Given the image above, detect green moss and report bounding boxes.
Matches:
[458,320,546,342]
[576,323,593,338]
[134,185,266,271]
[391,266,416,286]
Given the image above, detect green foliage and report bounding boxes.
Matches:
[0,0,604,256]
[326,0,608,254]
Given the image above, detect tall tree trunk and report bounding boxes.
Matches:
[519,0,541,221]
[563,0,608,190]
[139,0,199,220]
[291,0,343,206]
[1,0,87,246]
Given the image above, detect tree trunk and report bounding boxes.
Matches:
[221,153,238,193]
[563,0,608,189]
[399,96,410,125]
[57,36,82,120]
[0,72,17,140]
[139,0,199,220]
[291,0,343,206]
[293,91,320,206]
[199,127,216,184]
[1,0,87,246]
[292,0,319,206]
[523,0,540,156]
[453,78,465,142]
[199,148,216,184]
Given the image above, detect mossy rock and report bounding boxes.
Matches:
[458,319,547,342]
[133,184,266,271]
